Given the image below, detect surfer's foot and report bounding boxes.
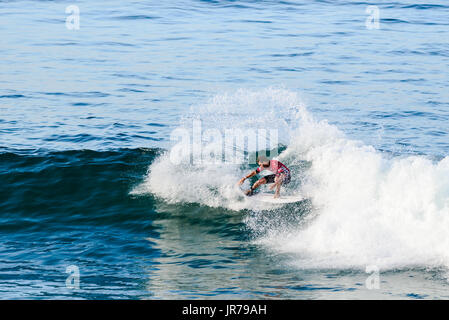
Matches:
[245,189,255,196]
[273,193,280,199]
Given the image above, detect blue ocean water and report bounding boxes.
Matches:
[1,0,449,299]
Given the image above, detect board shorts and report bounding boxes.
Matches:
[263,171,291,185]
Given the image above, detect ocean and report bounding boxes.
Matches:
[1,0,449,299]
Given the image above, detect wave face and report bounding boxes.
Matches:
[0,148,158,228]
[137,88,449,271]
[0,148,163,299]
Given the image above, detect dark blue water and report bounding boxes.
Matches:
[1,0,449,299]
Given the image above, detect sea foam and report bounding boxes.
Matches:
[136,88,449,271]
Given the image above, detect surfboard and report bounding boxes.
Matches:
[253,193,304,204]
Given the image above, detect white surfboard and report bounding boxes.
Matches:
[254,193,304,204]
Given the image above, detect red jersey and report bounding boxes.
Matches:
[255,160,290,176]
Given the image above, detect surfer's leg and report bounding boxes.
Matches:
[274,177,282,198]
[252,177,268,190]
[273,174,284,198]
[245,177,267,196]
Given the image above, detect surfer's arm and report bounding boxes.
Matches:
[238,170,257,185]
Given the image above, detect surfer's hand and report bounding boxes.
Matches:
[238,177,245,185]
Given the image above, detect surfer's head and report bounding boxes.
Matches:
[257,155,270,167]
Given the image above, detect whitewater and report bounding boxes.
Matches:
[135,88,449,274]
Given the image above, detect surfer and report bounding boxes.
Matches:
[238,155,291,198]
